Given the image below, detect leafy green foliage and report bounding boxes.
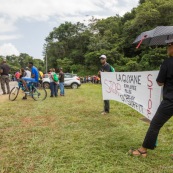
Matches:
[1,54,44,74]
[44,0,173,75]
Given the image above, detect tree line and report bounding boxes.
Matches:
[44,0,173,75]
[1,0,173,76]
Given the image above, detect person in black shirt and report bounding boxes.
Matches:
[99,55,111,115]
[129,40,173,157]
[59,68,65,96]
[0,58,10,94]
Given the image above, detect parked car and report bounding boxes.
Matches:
[42,73,81,89]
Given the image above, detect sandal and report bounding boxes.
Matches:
[129,148,147,157]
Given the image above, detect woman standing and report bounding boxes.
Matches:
[49,68,58,97]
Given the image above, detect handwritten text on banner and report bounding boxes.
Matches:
[101,71,162,120]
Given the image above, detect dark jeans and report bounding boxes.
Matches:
[104,100,110,113]
[50,82,58,97]
[142,100,173,150]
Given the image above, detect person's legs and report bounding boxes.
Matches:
[60,82,65,96]
[4,76,10,94]
[142,100,173,149]
[103,100,110,113]
[130,100,173,156]
[62,82,64,95]
[54,83,58,97]
[1,75,6,94]
[50,82,54,97]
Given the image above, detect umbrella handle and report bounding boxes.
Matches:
[136,35,147,49]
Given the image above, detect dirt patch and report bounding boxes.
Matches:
[21,116,56,127]
[21,117,34,127]
[0,95,9,103]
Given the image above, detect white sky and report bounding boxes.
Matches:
[0,0,139,58]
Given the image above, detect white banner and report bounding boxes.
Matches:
[101,71,162,120]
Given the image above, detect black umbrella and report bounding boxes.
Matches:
[133,26,173,48]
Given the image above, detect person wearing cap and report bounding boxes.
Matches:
[59,67,65,96]
[99,55,112,115]
[129,40,173,157]
[0,58,10,95]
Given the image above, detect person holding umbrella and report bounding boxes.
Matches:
[129,39,173,157]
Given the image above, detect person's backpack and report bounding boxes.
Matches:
[53,72,59,82]
[110,65,115,72]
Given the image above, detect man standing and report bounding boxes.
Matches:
[129,40,173,157]
[0,58,10,95]
[59,68,65,96]
[99,55,112,115]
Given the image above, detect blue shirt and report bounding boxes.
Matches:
[31,66,39,82]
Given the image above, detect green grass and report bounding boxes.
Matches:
[0,84,173,173]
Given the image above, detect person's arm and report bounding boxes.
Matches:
[31,68,35,78]
[0,66,3,74]
[156,61,167,86]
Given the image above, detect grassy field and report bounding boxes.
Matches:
[0,84,173,173]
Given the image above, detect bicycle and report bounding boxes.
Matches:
[9,81,47,101]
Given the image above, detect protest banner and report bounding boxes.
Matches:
[101,71,162,120]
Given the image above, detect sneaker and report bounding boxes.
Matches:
[22,97,27,100]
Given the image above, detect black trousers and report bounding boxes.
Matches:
[104,100,110,113]
[142,100,173,150]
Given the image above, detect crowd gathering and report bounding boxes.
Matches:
[0,59,65,99]
[80,75,101,84]
[1,42,173,159]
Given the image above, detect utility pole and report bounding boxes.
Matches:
[46,51,48,74]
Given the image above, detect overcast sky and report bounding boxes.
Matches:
[0,0,139,59]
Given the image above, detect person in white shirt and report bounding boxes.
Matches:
[25,67,31,78]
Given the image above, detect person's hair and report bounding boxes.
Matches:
[52,68,55,72]
[21,68,25,73]
[29,62,33,66]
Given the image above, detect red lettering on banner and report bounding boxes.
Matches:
[147,74,153,117]
[104,79,121,95]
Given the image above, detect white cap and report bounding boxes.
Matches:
[100,55,107,59]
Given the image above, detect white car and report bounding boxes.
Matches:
[42,73,81,89]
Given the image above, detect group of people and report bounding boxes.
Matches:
[0,59,65,99]
[48,67,65,97]
[1,40,173,158]
[80,75,101,84]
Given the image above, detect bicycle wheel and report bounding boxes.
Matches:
[32,87,47,101]
[9,87,19,101]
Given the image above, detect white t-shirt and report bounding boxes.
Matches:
[25,70,31,78]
